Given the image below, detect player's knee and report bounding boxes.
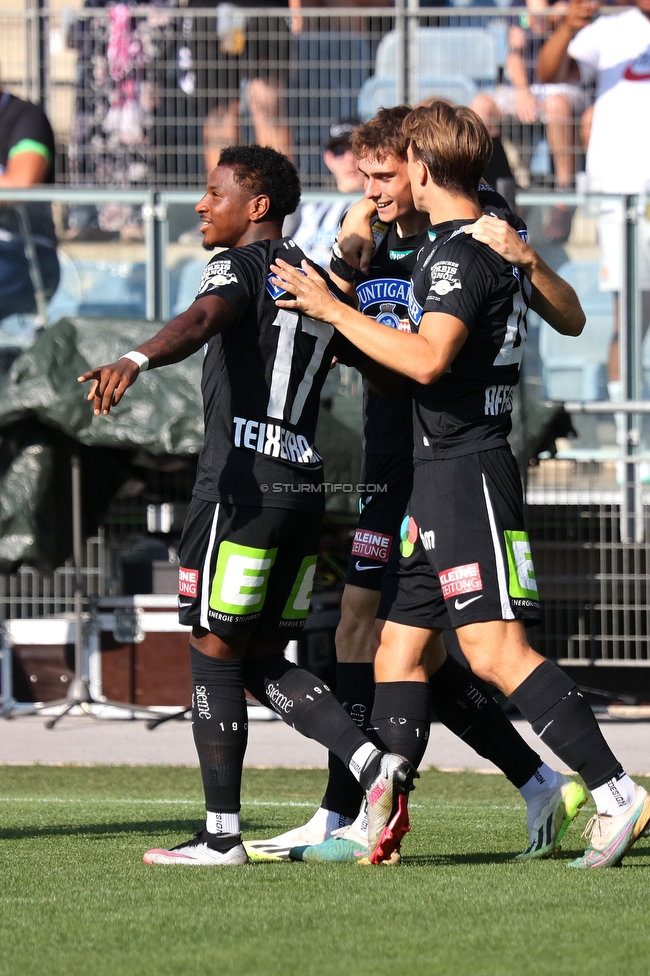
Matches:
[374,620,427,682]
[335,588,379,663]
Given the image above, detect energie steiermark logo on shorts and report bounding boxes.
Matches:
[504,530,538,603]
[208,541,316,623]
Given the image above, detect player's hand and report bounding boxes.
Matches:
[514,88,538,125]
[77,358,140,416]
[464,215,534,272]
[336,198,376,274]
[270,259,338,321]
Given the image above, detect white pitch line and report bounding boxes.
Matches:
[0,797,529,811]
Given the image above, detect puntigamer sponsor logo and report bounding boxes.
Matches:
[351,528,393,562]
[439,562,483,599]
[356,278,410,310]
[178,566,198,597]
[232,416,321,465]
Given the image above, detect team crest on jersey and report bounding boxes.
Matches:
[376,303,401,329]
[198,259,238,293]
[266,268,307,300]
[429,260,462,297]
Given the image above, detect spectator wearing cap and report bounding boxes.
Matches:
[284,119,364,269]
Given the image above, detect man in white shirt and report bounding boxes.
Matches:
[538,0,650,387]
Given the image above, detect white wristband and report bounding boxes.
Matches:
[120,351,149,373]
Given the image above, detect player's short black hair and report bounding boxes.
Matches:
[218,145,301,220]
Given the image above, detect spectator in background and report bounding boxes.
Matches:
[537,0,650,390]
[198,0,292,171]
[66,0,179,240]
[284,119,364,269]
[0,78,60,321]
[287,0,391,184]
[472,0,587,243]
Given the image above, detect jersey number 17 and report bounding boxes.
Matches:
[267,309,334,425]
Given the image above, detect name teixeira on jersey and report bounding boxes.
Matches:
[232,416,322,465]
[229,264,340,467]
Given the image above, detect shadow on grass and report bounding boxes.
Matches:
[404,842,649,868]
[0,817,272,841]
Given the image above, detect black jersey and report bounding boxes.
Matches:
[192,237,363,512]
[330,186,522,457]
[331,217,425,456]
[0,92,56,242]
[407,210,531,460]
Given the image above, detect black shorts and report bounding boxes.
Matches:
[345,453,413,591]
[178,498,321,641]
[378,448,541,630]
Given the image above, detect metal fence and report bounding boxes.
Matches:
[0,4,608,191]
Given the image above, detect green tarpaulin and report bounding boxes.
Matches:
[0,318,363,571]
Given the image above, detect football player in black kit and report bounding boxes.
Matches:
[78,145,417,867]
[271,102,650,868]
[247,106,586,865]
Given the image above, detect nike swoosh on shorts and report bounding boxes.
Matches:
[454,595,483,610]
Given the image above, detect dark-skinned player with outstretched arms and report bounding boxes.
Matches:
[78,145,417,867]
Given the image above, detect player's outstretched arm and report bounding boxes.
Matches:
[464,215,585,337]
[77,294,236,416]
[271,258,466,385]
[335,197,376,274]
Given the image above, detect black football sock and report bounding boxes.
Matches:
[190,646,248,845]
[430,655,541,789]
[321,663,377,819]
[509,659,623,790]
[370,681,431,769]
[243,655,373,773]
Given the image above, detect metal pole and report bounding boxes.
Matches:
[144,192,158,322]
[395,0,407,107]
[620,196,643,544]
[407,0,419,107]
[70,454,90,701]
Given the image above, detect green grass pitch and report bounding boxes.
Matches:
[1,765,649,976]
